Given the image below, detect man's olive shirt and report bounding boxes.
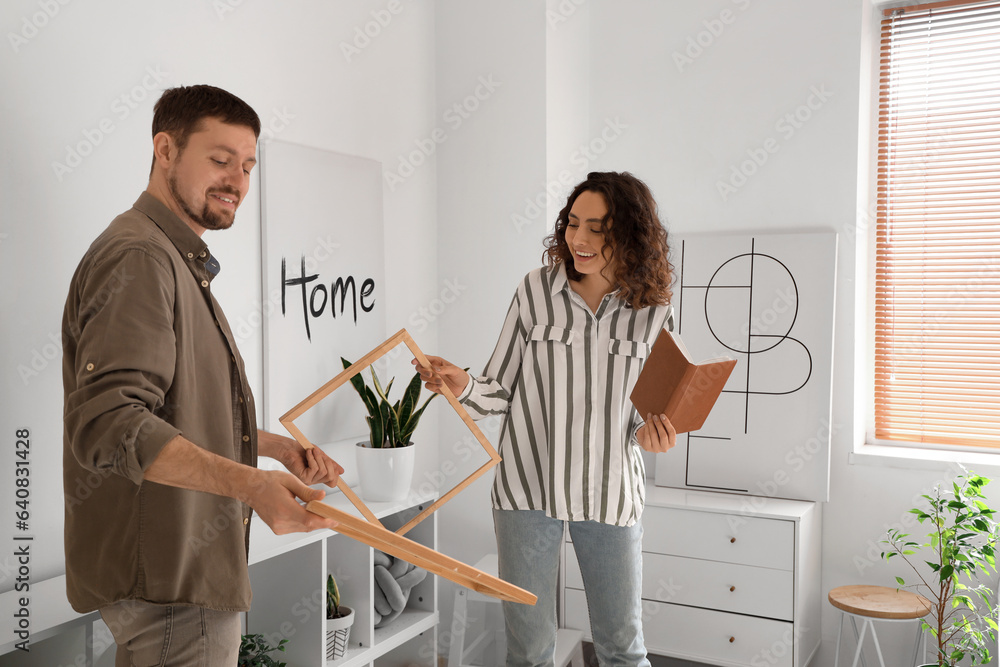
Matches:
[62,192,257,612]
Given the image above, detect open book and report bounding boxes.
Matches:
[630,329,737,435]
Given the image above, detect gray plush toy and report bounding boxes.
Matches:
[372,550,428,628]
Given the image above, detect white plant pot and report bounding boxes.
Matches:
[326,606,354,661]
[355,442,415,502]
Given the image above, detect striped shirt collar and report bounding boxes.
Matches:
[550,261,625,305]
[550,262,570,295]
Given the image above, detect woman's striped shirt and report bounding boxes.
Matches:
[458,263,673,527]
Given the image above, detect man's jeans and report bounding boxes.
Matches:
[100,600,241,666]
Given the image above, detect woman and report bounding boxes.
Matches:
[417,172,676,667]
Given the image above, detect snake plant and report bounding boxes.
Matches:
[342,358,439,449]
[327,573,346,619]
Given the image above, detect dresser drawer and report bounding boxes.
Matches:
[641,506,794,570]
[564,589,794,667]
[565,548,793,621]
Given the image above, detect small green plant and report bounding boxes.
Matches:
[342,358,439,449]
[238,634,288,667]
[327,573,347,619]
[881,472,1000,667]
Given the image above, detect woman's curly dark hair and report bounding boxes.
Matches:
[543,172,673,309]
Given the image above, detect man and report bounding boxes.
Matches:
[62,85,342,665]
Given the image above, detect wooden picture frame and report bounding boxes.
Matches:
[279,328,502,536]
[306,499,536,605]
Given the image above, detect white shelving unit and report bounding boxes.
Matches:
[248,489,439,667]
[0,575,100,659]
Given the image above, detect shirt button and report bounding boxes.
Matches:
[201,280,209,288]
[238,396,244,403]
[85,363,94,371]
[243,518,249,525]
[200,251,207,258]
[186,252,194,259]
[242,435,250,442]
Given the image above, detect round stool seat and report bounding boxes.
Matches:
[829,585,932,620]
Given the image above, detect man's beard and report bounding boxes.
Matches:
[168,171,238,231]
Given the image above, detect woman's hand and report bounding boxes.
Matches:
[637,414,677,453]
[413,355,470,397]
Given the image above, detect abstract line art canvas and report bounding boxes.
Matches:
[654,231,837,502]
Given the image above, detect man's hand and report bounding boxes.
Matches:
[244,469,339,535]
[145,434,339,534]
[258,430,344,487]
[637,414,677,453]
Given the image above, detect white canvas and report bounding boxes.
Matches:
[260,141,386,447]
[655,231,837,502]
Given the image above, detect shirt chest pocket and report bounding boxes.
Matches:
[527,325,576,346]
[608,339,652,359]
[526,325,575,383]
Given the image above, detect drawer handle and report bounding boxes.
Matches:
[730,537,736,544]
[729,585,736,592]
[729,637,735,643]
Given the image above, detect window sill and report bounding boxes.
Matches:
[850,443,1000,473]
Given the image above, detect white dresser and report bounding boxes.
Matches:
[561,486,821,667]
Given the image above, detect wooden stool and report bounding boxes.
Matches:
[828,585,932,667]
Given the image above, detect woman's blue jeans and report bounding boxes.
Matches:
[494,508,651,667]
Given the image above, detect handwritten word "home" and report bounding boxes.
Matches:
[281,256,376,341]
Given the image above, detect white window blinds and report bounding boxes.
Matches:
[875,0,1000,448]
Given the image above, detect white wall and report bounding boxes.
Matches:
[0,0,440,591]
[432,0,550,654]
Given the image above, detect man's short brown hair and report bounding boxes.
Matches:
[150,85,261,173]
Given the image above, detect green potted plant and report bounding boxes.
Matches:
[881,472,1000,667]
[238,634,288,667]
[326,572,355,661]
[342,358,439,501]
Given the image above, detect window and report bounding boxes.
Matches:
[874,0,1000,448]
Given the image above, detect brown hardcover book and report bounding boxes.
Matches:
[630,329,737,434]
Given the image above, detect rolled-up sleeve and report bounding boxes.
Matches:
[63,247,181,485]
